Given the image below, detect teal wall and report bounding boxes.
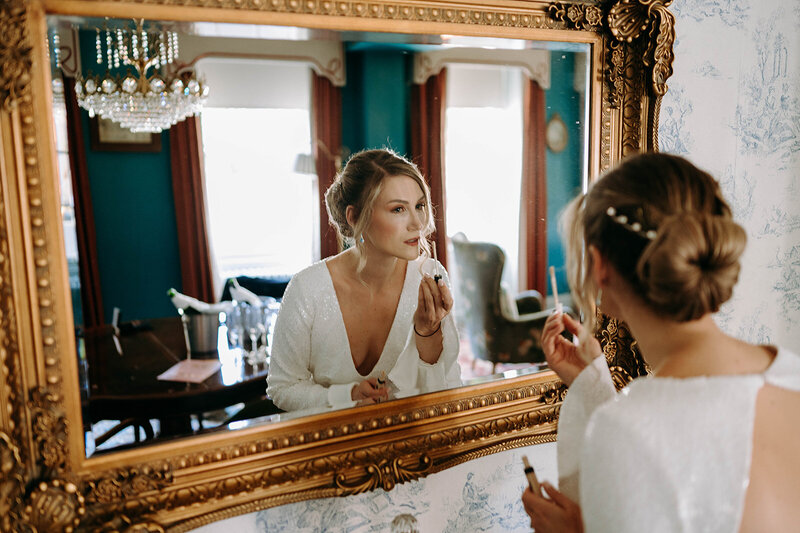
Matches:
[78,30,182,323]
[341,46,410,156]
[545,52,584,295]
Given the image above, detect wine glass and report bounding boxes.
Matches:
[225,302,244,349]
[243,304,267,367]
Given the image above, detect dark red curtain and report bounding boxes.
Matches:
[169,117,215,302]
[63,75,105,328]
[521,79,547,294]
[410,68,448,270]
[312,72,343,260]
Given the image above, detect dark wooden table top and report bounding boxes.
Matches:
[82,316,269,422]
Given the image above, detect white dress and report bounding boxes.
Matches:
[557,347,800,533]
[267,256,462,411]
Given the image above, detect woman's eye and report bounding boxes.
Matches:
[416,203,426,211]
[392,206,404,213]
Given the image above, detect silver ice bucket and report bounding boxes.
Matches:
[183,312,220,355]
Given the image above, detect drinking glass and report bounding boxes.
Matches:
[243,304,268,367]
[225,302,244,350]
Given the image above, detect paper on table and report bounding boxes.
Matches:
[157,359,221,383]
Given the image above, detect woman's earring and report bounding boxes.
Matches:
[595,289,603,307]
[359,234,364,244]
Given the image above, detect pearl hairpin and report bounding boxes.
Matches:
[606,207,657,240]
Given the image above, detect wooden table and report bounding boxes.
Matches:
[82,316,270,443]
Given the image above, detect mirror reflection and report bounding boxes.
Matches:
[47,16,589,455]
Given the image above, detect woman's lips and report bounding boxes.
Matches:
[405,237,419,246]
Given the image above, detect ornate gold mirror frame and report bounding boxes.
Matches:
[0,0,673,530]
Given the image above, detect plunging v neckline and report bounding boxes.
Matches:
[323,259,411,377]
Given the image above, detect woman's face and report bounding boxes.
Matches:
[364,175,427,261]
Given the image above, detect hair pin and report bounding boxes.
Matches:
[606,207,657,240]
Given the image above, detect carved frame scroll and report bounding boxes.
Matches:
[0,0,674,530]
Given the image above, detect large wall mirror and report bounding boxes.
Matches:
[50,14,592,457]
[0,0,673,530]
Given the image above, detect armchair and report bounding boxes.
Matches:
[450,238,561,372]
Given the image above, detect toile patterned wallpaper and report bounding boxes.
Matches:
[195,1,800,530]
[192,443,557,532]
[661,0,800,353]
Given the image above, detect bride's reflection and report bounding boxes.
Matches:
[267,149,462,412]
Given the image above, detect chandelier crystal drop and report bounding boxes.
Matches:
[74,19,209,133]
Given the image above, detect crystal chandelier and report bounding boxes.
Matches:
[74,19,209,133]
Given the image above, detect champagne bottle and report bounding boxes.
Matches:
[167,289,233,316]
[228,278,263,306]
[167,288,208,315]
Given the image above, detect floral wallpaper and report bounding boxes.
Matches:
[192,443,557,533]
[194,1,800,530]
[663,0,800,352]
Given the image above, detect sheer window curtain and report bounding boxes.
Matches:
[411,68,448,270]
[63,75,105,328]
[520,78,547,295]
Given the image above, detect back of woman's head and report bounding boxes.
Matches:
[324,148,434,250]
[565,152,747,323]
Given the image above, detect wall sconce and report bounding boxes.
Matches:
[293,140,345,175]
[293,153,316,175]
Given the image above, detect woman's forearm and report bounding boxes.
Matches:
[415,326,443,364]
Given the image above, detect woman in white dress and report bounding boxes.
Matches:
[522,153,800,532]
[267,149,462,412]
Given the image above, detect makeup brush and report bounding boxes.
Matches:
[432,240,442,282]
[549,266,562,314]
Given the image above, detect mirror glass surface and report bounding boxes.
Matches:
[46,15,589,456]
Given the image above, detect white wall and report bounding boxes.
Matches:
[194,1,800,530]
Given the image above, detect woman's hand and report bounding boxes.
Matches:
[351,377,389,404]
[542,311,602,386]
[413,275,454,337]
[522,482,584,533]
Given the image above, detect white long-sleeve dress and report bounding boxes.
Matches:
[267,256,462,412]
[557,346,800,532]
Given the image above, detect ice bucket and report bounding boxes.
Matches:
[183,312,220,355]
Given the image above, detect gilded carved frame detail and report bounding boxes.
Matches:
[0,0,674,529]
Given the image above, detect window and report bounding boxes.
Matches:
[445,64,524,294]
[199,59,317,283]
[52,82,84,324]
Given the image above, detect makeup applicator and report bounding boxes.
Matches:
[549,266,562,314]
[522,455,542,495]
[431,240,442,283]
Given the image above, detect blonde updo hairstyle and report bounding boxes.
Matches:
[324,149,435,273]
[564,153,747,327]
